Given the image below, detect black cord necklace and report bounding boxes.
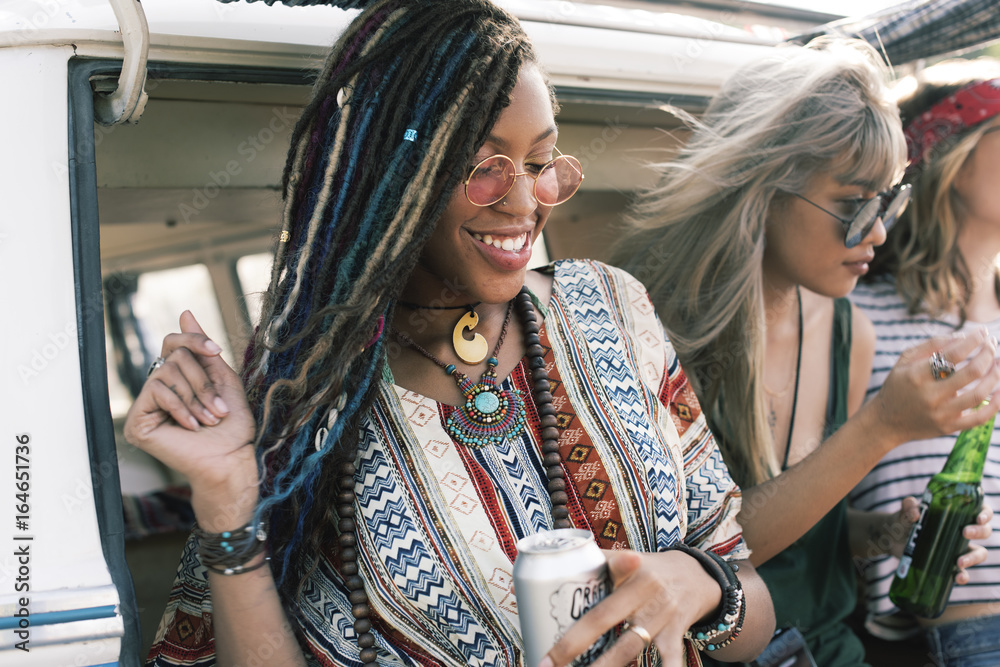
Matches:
[397,300,481,311]
[397,300,489,364]
[780,286,803,471]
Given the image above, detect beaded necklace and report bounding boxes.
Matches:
[393,302,527,448]
[336,286,570,666]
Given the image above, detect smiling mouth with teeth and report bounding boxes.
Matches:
[471,232,528,252]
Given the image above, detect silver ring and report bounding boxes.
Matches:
[623,622,653,648]
[147,356,166,377]
[930,352,956,380]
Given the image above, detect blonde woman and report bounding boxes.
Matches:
[851,58,1000,666]
[613,40,997,665]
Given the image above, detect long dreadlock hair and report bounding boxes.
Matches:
[240,0,539,605]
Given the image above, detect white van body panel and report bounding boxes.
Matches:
[1,0,778,93]
[0,44,125,665]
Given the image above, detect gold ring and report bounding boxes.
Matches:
[623,622,653,648]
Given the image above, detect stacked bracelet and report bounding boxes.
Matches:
[193,519,269,575]
[671,543,745,653]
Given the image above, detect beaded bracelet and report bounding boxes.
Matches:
[193,519,269,575]
[671,543,745,653]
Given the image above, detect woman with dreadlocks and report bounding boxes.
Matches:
[127,1,774,666]
[850,58,1000,665]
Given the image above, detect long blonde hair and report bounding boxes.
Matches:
[613,39,905,487]
[867,58,1000,323]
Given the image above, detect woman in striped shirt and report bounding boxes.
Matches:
[852,57,1000,667]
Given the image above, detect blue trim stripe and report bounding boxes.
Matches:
[0,605,117,630]
[85,663,118,667]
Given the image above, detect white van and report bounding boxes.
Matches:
[0,1,829,664]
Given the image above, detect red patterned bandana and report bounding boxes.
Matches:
[904,78,1000,170]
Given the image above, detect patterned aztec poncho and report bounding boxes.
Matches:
[147,260,750,667]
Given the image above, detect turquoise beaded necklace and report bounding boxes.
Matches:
[392,301,526,448]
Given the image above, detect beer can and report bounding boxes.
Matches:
[513,529,613,667]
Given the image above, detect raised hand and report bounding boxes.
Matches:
[870,330,1000,444]
[123,310,259,530]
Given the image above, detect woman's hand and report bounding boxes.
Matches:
[957,502,993,584]
[123,311,259,530]
[538,549,771,667]
[885,497,993,583]
[869,330,1000,446]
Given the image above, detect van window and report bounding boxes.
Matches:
[235,252,273,327]
[133,264,233,365]
[106,315,139,419]
[104,264,234,419]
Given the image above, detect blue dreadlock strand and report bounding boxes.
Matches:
[260,332,386,584]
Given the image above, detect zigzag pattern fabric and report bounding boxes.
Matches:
[146,260,747,667]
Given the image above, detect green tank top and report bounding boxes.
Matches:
[707,298,868,667]
[757,298,867,667]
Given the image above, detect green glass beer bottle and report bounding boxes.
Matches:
[889,410,995,618]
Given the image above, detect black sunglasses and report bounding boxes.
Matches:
[791,184,912,248]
